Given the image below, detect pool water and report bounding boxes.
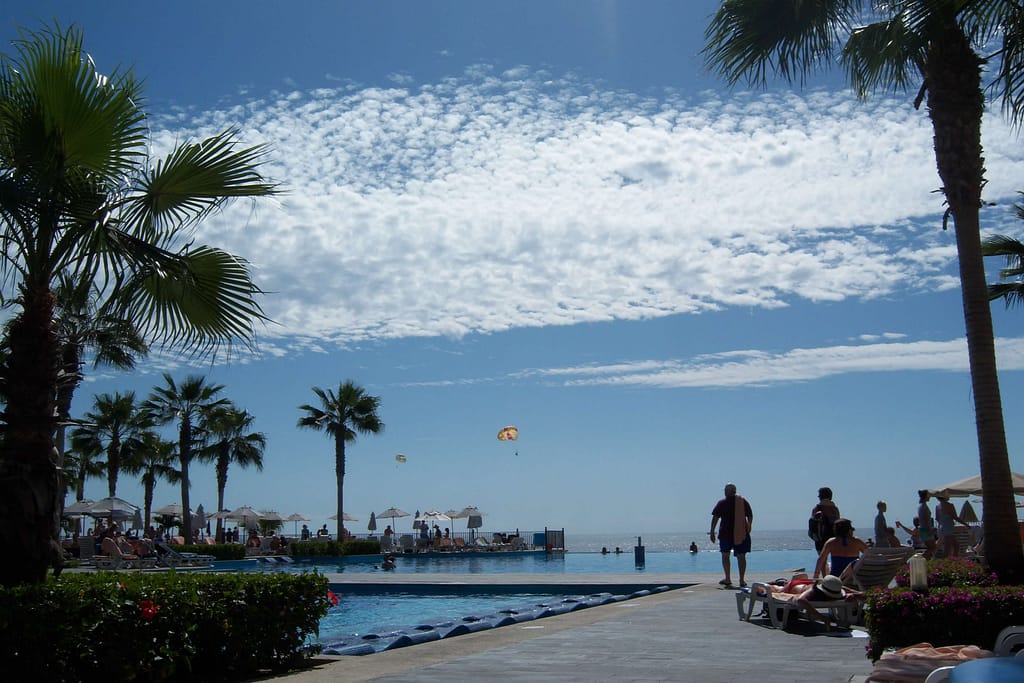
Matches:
[315,586,678,655]
[320,591,549,640]
[222,548,820,576]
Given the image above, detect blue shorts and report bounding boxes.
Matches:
[719,535,752,555]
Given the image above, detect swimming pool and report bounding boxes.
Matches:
[217,548,820,575]
[317,585,680,655]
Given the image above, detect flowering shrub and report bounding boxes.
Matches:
[0,572,331,681]
[893,557,997,588]
[865,585,1024,660]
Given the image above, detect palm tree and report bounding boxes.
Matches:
[124,432,180,530]
[703,0,1024,583]
[297,381,383,539]
[52,275,148,462]
[0,24,277,584]
[68,391,148,498]
[143,374,229,543]
[63,441,106,502]
[201,404,266,542]
[983,197,1024,306]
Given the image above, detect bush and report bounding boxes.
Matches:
[178,543,246,561]
[0,571,330,682]
[289,538,380,557]
[893,557,998,588]
[865,585,1024,660]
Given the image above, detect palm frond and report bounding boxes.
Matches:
[842,15,925,96]
[703,0,858,87]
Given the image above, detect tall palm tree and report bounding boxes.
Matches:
[0,25,278,584]
[143,374,229,543]
[297,381,383,539]
[124,431,180,530]
[201,404,266,542]
[704,0,1024,582]
[68,391,148,498]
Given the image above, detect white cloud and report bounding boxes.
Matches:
[459,336,1024,390]
[148,67,1024,349]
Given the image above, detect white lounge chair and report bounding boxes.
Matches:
[845,546,916,590]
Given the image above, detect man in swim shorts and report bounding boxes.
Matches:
[709,482,754,587]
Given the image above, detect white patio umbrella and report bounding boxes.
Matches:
[153,503,188,517]
[377,507,410,530]
[928,472,1024,497]
[368,512,377,532]
[327,512,358,521]
[193,504,207,537]
[226,505,262,530]
[285,513,309,537]
[86,496,139,522]
[63,499,95,516]
[959,500,980,524]
[416,510,452,528]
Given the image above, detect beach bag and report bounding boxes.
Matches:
[808,511,834,544]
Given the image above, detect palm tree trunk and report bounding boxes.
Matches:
[143,474,155,530]
[216,455,228,542]
[179,420,193,542]
[335,437,345,540]
[0,285,61,585]
[926,23,1024,583]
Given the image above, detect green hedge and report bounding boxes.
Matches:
[865,585,1024,660]
[177,543,246,561]
[1,572,330,682]
[892,557,998,589]
[289,538,380,557]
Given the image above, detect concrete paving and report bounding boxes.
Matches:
[259,572,875,682]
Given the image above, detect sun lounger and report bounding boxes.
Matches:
[737,581,858,629]
[96,537,156,570]
[845,546,916,590]
[155,541,214,567]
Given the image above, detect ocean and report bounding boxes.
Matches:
[567,529,816,554]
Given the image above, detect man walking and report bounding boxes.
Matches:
[709,482,753,587]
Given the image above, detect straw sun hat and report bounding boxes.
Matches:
[818,575,844,599]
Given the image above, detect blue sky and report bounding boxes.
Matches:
[5,1,1024,539]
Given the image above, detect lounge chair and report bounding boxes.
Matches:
[380,535,394,552]
[845,546,916,590]
[78,536,96,564]
[736,581,858,629]
[96,537,153,570]
[453,537,468,551]
[154,541,214,567]
[398,534,415,553]
[920,627,1024,682]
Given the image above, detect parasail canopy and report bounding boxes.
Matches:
[395,453,407,463]
[497,425,518,441]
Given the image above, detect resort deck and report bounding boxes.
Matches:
[270,572,873,682]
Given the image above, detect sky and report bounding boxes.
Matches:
[4,1,1024,540]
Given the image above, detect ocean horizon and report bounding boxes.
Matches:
[567,529,825,554]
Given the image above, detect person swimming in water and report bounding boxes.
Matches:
[689,541,699,553]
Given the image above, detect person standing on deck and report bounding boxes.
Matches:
[874,501,890,547]
[709,482,753,588]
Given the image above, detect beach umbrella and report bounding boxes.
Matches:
[193,504,207,537]
[63,499,95,516]
[153,503,187,517]
[86,496,139,522]
[327,512,358,521]
[226,505,262,530]
[928,472,1024,497]
[285,512,309,536]
[959,501,979,524]
[132,508,144,531]
[416,510,452,530]
[259,510,283,521]
[413,509,421,530]
[368,512,377,532]
[377,507,410,530]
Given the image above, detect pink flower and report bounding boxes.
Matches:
[327,590,340,606]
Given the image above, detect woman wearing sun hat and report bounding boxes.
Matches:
[795,575,862,630]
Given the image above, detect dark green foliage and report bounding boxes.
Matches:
[0,572,329,682]
[178,543,246,561]
[288,539,380,557]
[892,557,999,589]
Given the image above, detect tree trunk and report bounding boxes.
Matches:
[925,24,1024,583]
[179,420,193,542]
[216,454,228,542]
[0,285,61,585]
[335,437,346,540]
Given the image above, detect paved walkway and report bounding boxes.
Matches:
[262,572,875,682]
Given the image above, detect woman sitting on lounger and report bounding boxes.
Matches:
[814,518,867,580]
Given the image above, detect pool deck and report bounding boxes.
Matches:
[263,571,875,682]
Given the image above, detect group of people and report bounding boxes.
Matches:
[707,482,982,629]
